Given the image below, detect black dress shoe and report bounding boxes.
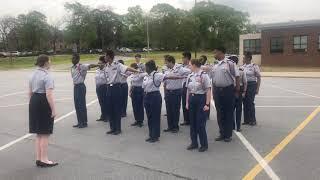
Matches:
[249,122,257,126]
[224,138,232,142]
[171,129,179,133]
[131,122,139,126]
[187,144,198,150]
[112,131,122,135]
[215,136,224,141]
[163,129,172,132]
[106,130,114,134]
[37,161,59,168]
[148,138,159,143]
[36,160,41,166]
[198,146,208,152]
[78,124,88,128]
[237,128,242,132]
[180,122,190,126]
[96,118,104,121]
[73,124,80,128]
[242,122,249,125]
[137,123,143,127]
[145,137,152,142]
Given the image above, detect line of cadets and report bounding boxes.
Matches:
[70,48,261,152]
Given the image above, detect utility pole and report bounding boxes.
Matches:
[146,14,150,54]
[194,0,197,58]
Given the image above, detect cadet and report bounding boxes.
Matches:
[211,47,240,142]
[162,55,170,117]
[118,59,131,118]
[200,55,210,120]
[180,52,192,126]
[242,52,261,126]
[29,55,58,167]
[129,63,147,127]
[186,59,211,152]
[135,54,145,72]
[71,53,98,128]
[163,55,191,133]
[229,56,247,132]
[95,56,109,122]
[104,50,139,135]
[143,60,184,143]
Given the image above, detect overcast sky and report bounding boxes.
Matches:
[0,0,319,24]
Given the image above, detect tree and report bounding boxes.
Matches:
[0,16,17,51]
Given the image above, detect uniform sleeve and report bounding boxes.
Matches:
[81,64,90,71]
[139,73,148,79]
[202,74,212,89]
[242,71,247,85]
[118,63,128,74]
[254,65,261,77]
[180,67,191,76]
[44,74,54,90]
[157,73,166,82]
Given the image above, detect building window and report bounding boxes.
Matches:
[270,37,284,53]
[244,39,261,54]
[293,35,307,52]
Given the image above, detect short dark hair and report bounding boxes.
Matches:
[106,50,115,60]
[35,54,49,67]
[182,51,191,60]
[135,54,142,58]
[165,55,175,64]
[145,60,157,72]
[200,55,207,65]
[72,53,80,61]
[118,59,124,65]
[244,51,253,60]
[214,47,226,54]
[99,56,105,62]
[130,63,138,69]
[229,56,239,64]
[190,59,202,68]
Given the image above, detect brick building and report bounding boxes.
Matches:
[239,20,320,66]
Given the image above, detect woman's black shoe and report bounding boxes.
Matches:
[145,137,152,142]
[131,122,139,126]
[106,130,114,134]
[73,124,80,128]
[36,160,41,167]
[187,144,198,150]
[198,147,208,152]
[37,161,59,168]
[148,138,159,143]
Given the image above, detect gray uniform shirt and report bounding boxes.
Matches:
[164,64,191,90]
[71,64,90,85]
[142,71,165,93]
[137,63,146,72]
[119,71,132,84]
[95,68,108,87]
[242,63,261,82]
[130,73,148,87]
[29,67,54,93]
[182,64,191,87]
[104,61,128,84]
[187,70,211,94]
[239,68,247,87]
[211,58,240,88]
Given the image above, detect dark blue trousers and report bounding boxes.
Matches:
[131,86,144,123]
[96,84,108,120]
[106,84,122,132]
[234,86,244,130]
[189,94,208,148]
[243,82,257,124]
[120,83,128,117]
[214,85,235,138]
[144,91,162,139]
[74,83,88,125]
[166,89,182,130]
[181,86,190,124]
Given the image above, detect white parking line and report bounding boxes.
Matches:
[256,105,319,108]
[210,99,280,180]
[270,85,320,99]
[0,99,98,152]
[0,91,26,99]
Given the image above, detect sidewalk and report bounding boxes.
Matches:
[262,72,320,78]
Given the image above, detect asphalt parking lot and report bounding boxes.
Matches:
[0,70,319,180]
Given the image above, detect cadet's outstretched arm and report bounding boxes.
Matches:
[256,76,261,95]
[186,89,190,110]
[88,64,99,69]
[126,67,140,73]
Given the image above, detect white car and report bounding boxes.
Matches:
[9,51,21,56]
[143,47,152,52]
[119,47,133,53]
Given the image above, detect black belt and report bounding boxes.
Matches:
[107,83,121,87]
[214,85,234,91]
[190,93,205,96]
[166,89,181,93]
[144,91,160,95]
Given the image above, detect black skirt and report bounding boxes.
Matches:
[29,93,54,134]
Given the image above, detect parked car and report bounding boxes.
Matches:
[0,52,8,58]
[9,51,21,56]
[119,47,133,53]
[143,47,152,52]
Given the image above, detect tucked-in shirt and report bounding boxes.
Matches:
[104,61,128,84]
[119,71,132,84]
[137,62,146,72]
[142,71,165,93]
[130,73,148,87]
[242,63,261,82]
[164,64,191,90]
[211,58,240,88]
[181,64,192,87]
[95,68,108,87]
[239,68,247,87]
[29,67,54,93]
[187,70,211,94]
[71,64,90,84]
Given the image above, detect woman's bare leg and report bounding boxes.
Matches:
[39,134,52,163]
[35,135,41,161]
